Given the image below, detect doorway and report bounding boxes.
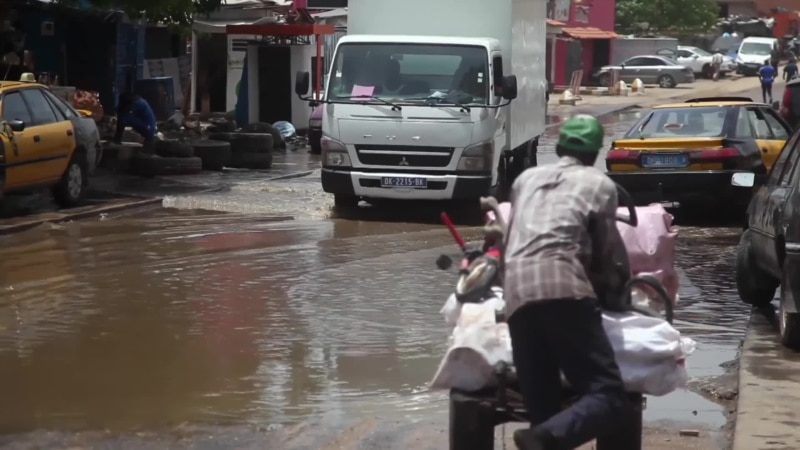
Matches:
[257,46,292,123]
[593,39,611,68]
[194,33,228,112]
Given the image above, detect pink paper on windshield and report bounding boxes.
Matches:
[351,84,375,100]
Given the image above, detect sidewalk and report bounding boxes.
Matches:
[548,75,784,118]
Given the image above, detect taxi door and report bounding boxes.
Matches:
[746,106,791,172]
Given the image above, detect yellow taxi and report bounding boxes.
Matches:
[0,81,101,207]
[606,96,791,210]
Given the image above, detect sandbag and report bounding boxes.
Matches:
[431,290,695,396]
[616,204,679,305]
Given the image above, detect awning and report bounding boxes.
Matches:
[562,27,618,39]
[226,23,335,36]
[546,19,566,27]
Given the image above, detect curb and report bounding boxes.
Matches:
[0,197,163,235]
[265,170,315,181]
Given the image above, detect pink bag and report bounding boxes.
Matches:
[616,204,679,306]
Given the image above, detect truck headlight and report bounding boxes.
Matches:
[309,119,322,128]
[457,141,493,172]
[321,135,351,167]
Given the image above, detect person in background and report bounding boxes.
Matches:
[784,57,799,82]
[781,78,800,130]
[505,115,634,450]
[112,92,157,153]
[711,49,724,81]
[759,59,776,104]
[771,44,780,72]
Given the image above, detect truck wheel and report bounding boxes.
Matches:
[155,139,194,158]
[334,194,359,209]
[228,151,273,169]
[449,390,495,450]
[491,157,511,201]
[735,230,778,307]
[52,156,86,208]
[780,265,800,349]
[192,140,232,171]
[129,154,203,176]
[243,122,286,149]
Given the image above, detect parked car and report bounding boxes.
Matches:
[593,55,695,88]
[733,127,800,348]
[605,96,791,211]
[736,36,779,76]
[676,45,736,78]
[308,105,322,154]
[0,81,101,207]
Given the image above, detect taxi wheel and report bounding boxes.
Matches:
[735,230,778,307]
[52,157,86,208]
[657,75,676,88]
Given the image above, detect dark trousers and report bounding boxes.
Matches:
[762,82,773,103]
[508,298,632,449]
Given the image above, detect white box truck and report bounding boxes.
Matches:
[294,0,548,207]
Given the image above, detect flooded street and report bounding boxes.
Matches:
[0,108,752,449]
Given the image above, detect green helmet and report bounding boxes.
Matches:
[557,114,604,153]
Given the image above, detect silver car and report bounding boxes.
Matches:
[594,55,696,89]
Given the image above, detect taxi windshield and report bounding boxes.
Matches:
[628,107,729,138]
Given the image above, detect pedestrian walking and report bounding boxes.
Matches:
[759,59,776,104]
[504,115,634,450]
[711,49,724,81]
[785,57,799,82]
[771,45,780,72]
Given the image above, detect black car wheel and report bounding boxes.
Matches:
[735,230,779,307]
[780,263,800,349]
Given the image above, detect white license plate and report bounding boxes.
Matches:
[641,154,689,168]
[380,177,428,188]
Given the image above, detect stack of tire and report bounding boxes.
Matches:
[208,130,274,169]
[129,139,203,176]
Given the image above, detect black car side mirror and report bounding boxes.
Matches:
[502,75,518,100]
[7,120,24,132]
[295,71,310,97]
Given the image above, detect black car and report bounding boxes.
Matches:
[735,127,800,348]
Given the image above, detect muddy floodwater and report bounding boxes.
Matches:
[0,109,752,448]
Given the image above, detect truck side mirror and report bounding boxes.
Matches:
[501,75,518,100]
[295,71,310,97]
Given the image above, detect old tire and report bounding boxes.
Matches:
[208,132,273,154]
[243,122,286,149]
[229,151,273,169]
[155,139,194,158]
[735,230,778,307]
[448,390,495,450]
[206,121,236,133]
[192,140,231,171]
[52,156,87,208]
[658,74,676,88]
[129,154,203,176]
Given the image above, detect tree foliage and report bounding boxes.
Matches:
[616,0,720,34]
[55,0,224,27]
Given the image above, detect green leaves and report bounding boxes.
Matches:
[616,0,720,34]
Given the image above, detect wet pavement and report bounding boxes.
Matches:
[0,87,771,448]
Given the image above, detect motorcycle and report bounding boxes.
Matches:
[434,186,676,450]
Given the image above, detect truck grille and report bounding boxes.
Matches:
[354,145,454,167]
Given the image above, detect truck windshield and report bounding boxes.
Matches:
[327,43,490,105]
[740,42,772,56]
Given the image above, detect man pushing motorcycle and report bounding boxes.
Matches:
[504,115,634,450]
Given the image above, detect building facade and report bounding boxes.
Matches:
[547,0,617,86]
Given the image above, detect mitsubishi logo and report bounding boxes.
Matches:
[399,157,409,166]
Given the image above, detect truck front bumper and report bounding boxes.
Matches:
[321,168,492,201]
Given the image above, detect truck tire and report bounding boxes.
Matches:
[491,157,511,202]
[229,151,273,169]
[206,120,236,133]
[449,390,495,450]
[192,140,232,171]
[52,153,87,208]
[155,139,194,158]
[129,154,203,176]
[735,230,778,307]
[334,194,359,210]
[209,132,273,154]
[243,122,286,149]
